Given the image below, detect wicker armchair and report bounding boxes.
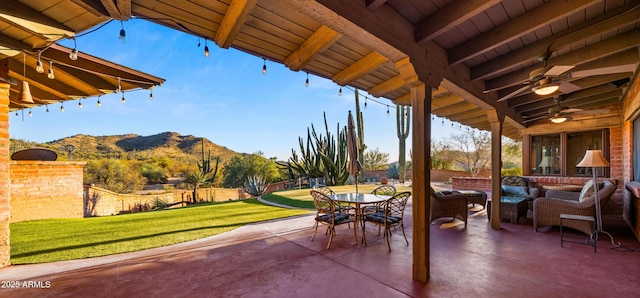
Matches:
[533,180,616,235]
[310,190,356,249]
[501,176,540,210]
[430,187,468,227]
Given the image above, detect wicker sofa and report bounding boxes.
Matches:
[533,180,616,235]
[501,176,540,210]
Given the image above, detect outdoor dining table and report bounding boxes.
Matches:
[330,193,391,244]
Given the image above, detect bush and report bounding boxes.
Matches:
[501,167,522,177]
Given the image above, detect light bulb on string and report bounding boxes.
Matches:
[14,111,17,116]
[451,122,454,127]
[47,61,55,79]
[69,37,78,60]
[305,72,309,87]
[338,87,342,96]
[35,53,44,73]
[28,109,32,117]
[97,96,101,107]
[386,105,390,116]
[364,97,367,109]
[121,92,125,104]
[60,102,64,112]
[262,58,267,75]
[45,105,49,112]
[442,120,445,126]
[197,38,201,47]
[204,39,209,58]
[149,89,153,101]
[119,21,126,43]
[78,99,83,109]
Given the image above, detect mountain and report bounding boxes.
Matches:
[11,132,239,163]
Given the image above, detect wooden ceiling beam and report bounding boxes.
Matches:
[69,0,110,17]
[392,93,411,106]
[0,33,32,52]
[522,117,622,134]
[415,0,500,44]
[215,0,258,49]
[488,33,640,92]
[431,93,466,110]
[431,101,477,115]
[117,0,132,19]
[471,1,640,81]
[100,0,125,20]
[368,75,404,97]
[0,0,75,33]
[285,24,342,71]
[449,0,599,65]
[366,0,387,11]
[332,51,388,86]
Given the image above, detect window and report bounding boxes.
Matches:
[529,130,608,177]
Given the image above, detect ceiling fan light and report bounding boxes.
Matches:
[550,116,567,123]
[533,83,560,95]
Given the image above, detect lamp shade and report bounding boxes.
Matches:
[576,150,610,167]
[18,81,34,104]
[538,156,553,167]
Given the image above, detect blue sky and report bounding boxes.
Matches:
[9,20,457,162]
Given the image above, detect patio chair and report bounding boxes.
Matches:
[312,184,335,196]
[430,187,468,227]
[310,190,356,249]
[363,191,411,251]
[362,185,397,215]
[533,180,616,235]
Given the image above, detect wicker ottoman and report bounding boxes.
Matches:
[458,190,487,209]
[486,196,528,224]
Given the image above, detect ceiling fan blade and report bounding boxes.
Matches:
[558,81,581,94]
[572,108,610,115]
[545,65,575,76]
[484,79,530,93]
[561,108,583,114]
[496,84,532,102]
[568,64,637,78]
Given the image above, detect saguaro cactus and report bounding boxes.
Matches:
[354,89,366,181]
[397,105,410,183]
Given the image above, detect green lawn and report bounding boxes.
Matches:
[10,199,308,264]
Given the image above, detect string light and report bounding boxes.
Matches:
[121,92,126,104]
[45,105,49,112]
[262,58,267,74]
[69,37,78,60]
[204,39,210,58]
[442,120,445,126]
[78,98,83,109]
[97,95,101,107]
[305,72,309,87]
[119,21,126,43]
[35,52,44,73]
[149,89,153,101]
[338,87,342,96]
[386,105,390,116]
[28,109,32,117]
[60,102,64,112]
[364,97,367,109]
[47,61,55,79]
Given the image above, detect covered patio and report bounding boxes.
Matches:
[1,0,640,288]
[0,200,638,297]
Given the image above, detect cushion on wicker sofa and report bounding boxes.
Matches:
[578,180,596,202]
[502,185,529,197]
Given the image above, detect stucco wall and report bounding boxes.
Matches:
[9,161,86,223]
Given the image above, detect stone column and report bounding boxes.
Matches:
[487,110,504,230]
[0,58,11,266]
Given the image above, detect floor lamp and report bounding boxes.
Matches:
[576,150,621,247]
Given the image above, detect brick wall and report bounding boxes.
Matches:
[0,79,10,267]
[85,185,249,216]
[10,161,86,222]
[451,177,492,191]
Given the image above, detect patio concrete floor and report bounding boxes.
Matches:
[0,200,639,297]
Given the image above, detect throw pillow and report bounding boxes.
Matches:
[578,180,596,202]
[501,185,529,197]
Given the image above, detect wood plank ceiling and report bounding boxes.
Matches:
[2,0,640,140]
[0,0,165,112]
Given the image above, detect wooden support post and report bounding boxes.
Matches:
[487,110,504,230]
[411,83,430,282]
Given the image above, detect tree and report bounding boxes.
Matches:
[185,170,211,203]
[450,129,491,177]
[363,148,390,170]
[222,152,280,188]
[84,159,145,193]
[431,139,455,170]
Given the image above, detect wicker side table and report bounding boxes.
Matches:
[457,190,487,208]
[486,196,528,224]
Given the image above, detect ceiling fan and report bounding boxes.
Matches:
[523,98,609,124]
[487,52,638,102]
